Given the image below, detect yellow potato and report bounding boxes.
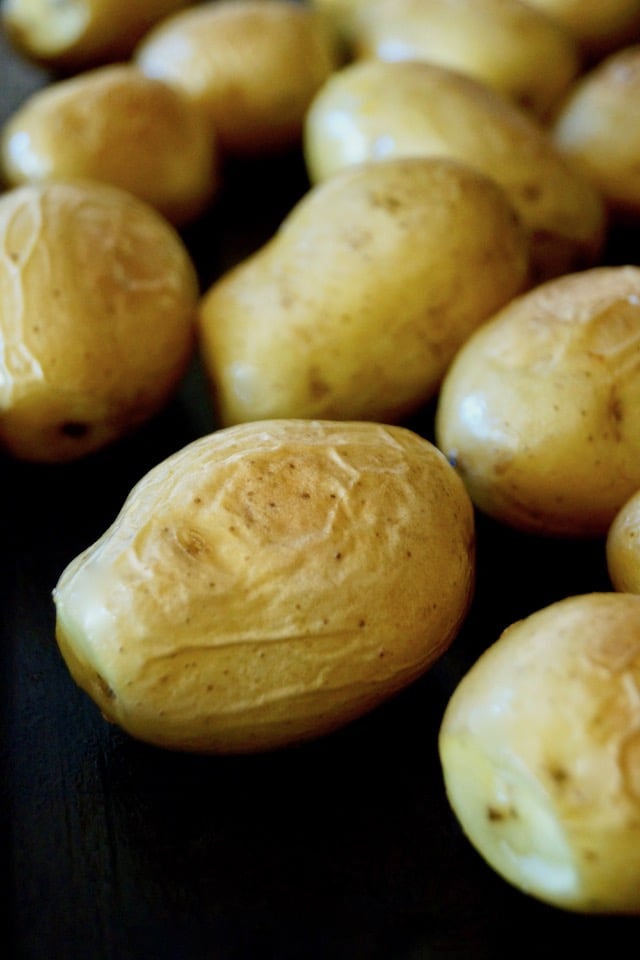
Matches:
[303,59,605,281]
[0,64,219,226]
[134,0,339,156]
[1,0,190,72]
[197,156,530,427]
[606,489,640,593]
[435,266,640,538]
[308,0,369,46]
[350,0,580,121]
[53,418,476,753]
[525,0,640,60]
[439,592,640,914]
[552,46,640,221]
[0,179,199,463]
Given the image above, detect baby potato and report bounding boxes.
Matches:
[606,489,640,593]
[0,179,198,463]
[552,46,640,221]
[308,0,369,46]
[350,0,580,122]
[0,64,219,226]
[1,0,190,72]
[439,592,640,914]
[303,59,605,282]
[435,266,640,538]
[525,0,640,61]
[53,418,476,753]
[134,0,339,156]
[197,156,530,427]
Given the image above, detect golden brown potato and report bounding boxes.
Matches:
[607,489,640,592]
[435,265,640,538]
[525,0,640,60]
[134,0,340,156]
[350,0,580,121]
[53,418,476,753]
[0,179,199,463]
[303,59,606,281]
[0,64,219,226]
[439,592,640,914]
[1,0,191,72]
[552,46,640,221]
[198,156,530,428]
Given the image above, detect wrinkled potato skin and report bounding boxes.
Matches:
[0,64,218,226]
[435,266,640,537]
[439,592,640,913]
[552,46,640,221]
[135,0,340,156]
[53,419,476,753]
[607,489,640,593]
[351,0,580,121]
[304,59,605,282]
[198,156,529,427]
[0,180,198,462]
[1,0,190,72]
[525,0,640,60]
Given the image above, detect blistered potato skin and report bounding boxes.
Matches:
[0,179,198,462]
[435,266,640,538]
[0,64,218,226]
[53,419,476,754]
[198,156,530,427]
[439,592,640,913]
[607,489,640,593]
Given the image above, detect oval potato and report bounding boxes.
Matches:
[0,179,198,462]
[197,156,530,427]
[435,265,640,537]
[439,592,640,913]
[607,488,640,593]
[525,0,640,60]
[53,418,476,753]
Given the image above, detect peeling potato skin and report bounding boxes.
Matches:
[435,265,640,538]
[53,419,476,753]
[607,489,640,593]
[0,179,199,462]
[439,592,640,914]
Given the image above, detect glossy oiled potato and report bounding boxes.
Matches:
[435,266,640,537]
[198,156,529,427]
[350,0,580,121]
[607,489,640,593]
[304,59,605,281]
[525,0,640,60]
[135,0,339,156]
[1,0,190,72]
[53,419,476,753]
[0,179,198,462]
[0,64,219,226]
[552,46,640,221]
[439,592,640,914]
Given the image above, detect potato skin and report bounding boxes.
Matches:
[198,156,529,427]
[439,592,640,914]
[525,0,640,60]
[0,179,198,462]
[53,419,476,753]
[607,489,640,593]
[0,64,218,226]
[435,266,640,537]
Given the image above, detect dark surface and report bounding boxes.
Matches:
[1,21,639,960]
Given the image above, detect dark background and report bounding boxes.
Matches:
[1,13,639,960]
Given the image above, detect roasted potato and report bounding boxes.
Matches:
[197,156,530,427]
[606,489,640,593]
[435,265,640,538]
[439,592,640,914]
[53,418,476,753]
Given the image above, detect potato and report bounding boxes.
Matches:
[552,46,640,221]
[525,0,640,60]
[197,156,529,428]
[0,64,218,226]
[439,592,640,914]
[303,59,605,281]
[350,0,580,122]
[0,179,198,463]
[308,0,369,46]
[1,0,190,72]
[134,0,339,156]
[607,489,640,593]
[53,418,476,753]
[434,266,640,538]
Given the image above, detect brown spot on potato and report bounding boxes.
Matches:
[95,673,115,701]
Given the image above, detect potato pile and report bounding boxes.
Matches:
[3,0,640,916]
